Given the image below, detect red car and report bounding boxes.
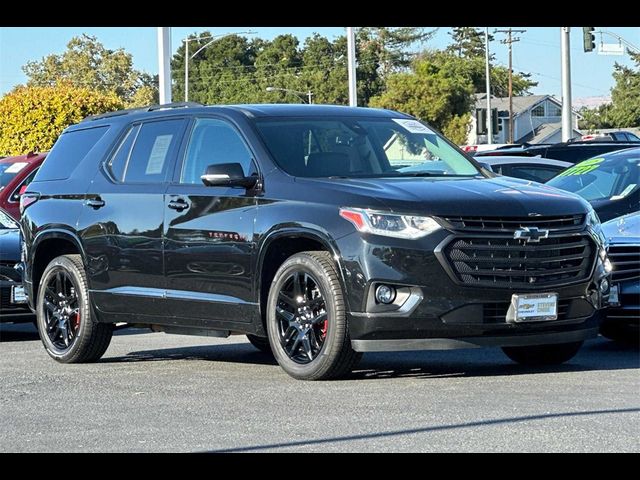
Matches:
[0,152,46,220]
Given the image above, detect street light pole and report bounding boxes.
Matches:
[183,31,256,102]
[561,27,573,142]
[347,27,357,107]
[485,27,493,145]
[157,27,172,105]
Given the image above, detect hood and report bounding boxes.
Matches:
[602,212,640,244]
[296,175,591,217]
[0,228,21,263]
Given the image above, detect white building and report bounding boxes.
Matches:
[468,94,582,145]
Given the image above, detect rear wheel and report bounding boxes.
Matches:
[502,341,583,366]
[266,251,361,380]
[36,255,113,363]
[246,334,272,354]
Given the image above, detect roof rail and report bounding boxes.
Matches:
[83,101,204,122]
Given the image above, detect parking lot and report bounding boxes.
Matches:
[1,322,638,452]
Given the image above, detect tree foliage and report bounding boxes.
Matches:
[369,56,474,144]
[577,51,640,129]
[23,34,157,106]
[170,28,434,107]
[0,83,123,156]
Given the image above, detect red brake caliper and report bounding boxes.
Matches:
[320,315,328,339]
[70,311,81,331]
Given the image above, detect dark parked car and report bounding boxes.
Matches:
[576,131,640,142]
[0,208,33,322]
[21,103,611,380]
[474,156,572,183]
[0,152,46,220]
[600,212,639,344]
[476,141,640,164]
[546,147,640,222]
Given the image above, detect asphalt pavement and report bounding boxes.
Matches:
[1,322,638,452]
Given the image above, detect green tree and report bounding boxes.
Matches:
[0,83,123,155]
[448,27,492,59]
[609,51,640,127]
[23,34,157,106]
[369,56,474,144]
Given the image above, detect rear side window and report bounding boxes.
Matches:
[110,119,185,184]
[36,126,109,181]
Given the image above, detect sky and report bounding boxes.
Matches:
[1,26,638,102]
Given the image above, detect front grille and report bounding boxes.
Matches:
[442,214,584,233]
[608,245,640,283]
[483,299,571,323]
[443,235,595,288]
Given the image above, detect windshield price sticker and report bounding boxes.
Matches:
[557,158,604,177]
[392,119,435,135]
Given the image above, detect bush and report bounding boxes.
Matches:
[0,83,123,156]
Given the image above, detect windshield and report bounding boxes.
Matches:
[254,117,480,178]
[547,151,640,202]
[0,162,28,191]
[0,209,18,229]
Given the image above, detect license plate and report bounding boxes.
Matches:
[507,292,558,323]
[11,285,28,304]
[608,285,620,306]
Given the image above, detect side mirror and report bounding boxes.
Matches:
[200,163,258,189]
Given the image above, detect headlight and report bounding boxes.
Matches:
[339,208,441,239]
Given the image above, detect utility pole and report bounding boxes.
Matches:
[561,27,572,142]
[157,27,172,105]
[347,27,357,107]
[495,28,525,144]
[484,27,493,145]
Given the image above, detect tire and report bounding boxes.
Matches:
[246,334,273,354]
[266,251,361,380]
[36,254,113,363]
[502,341,583,366]
[600,322,639,346]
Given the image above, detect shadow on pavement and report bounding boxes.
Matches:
[205,407,640,452]
[101,336,639,378]
[0,322,39,342]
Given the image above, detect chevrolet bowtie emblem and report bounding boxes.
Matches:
[514,226,549,243]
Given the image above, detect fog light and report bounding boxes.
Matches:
[600,278,609,294]
[375,284,396,304]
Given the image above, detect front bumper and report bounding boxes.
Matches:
[603,279,639,328]
[337,229,608,349]
[0,281,35,323]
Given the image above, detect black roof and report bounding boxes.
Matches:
[73,103,411,131]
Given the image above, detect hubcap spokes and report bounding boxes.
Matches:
[276,271,328,364]
[43,271,80,350]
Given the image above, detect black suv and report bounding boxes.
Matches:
[21,104,611,380]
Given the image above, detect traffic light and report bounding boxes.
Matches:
[583,27,596,52]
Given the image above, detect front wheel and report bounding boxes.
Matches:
[502,341,583,366]
[266,251,361,380]
[36,254,113,363]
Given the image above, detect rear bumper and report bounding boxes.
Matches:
[352,326,599,352]
[1,282,35,322]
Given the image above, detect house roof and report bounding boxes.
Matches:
[474,93,553,118]
[518,121,582,144]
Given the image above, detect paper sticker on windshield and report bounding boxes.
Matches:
[557,157,604,177]
[146,134,173,175]
[611,183,637,201]
[4,162,28,174]
[392,119,434,135]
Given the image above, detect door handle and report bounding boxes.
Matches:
[168,199,189,211]
[86,198,105,209]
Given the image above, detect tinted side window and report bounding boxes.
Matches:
[508,165,564,182]
[36,126,109,181]
[124,119,185,184]
[181,118,254,184]
[107,124,139,182]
